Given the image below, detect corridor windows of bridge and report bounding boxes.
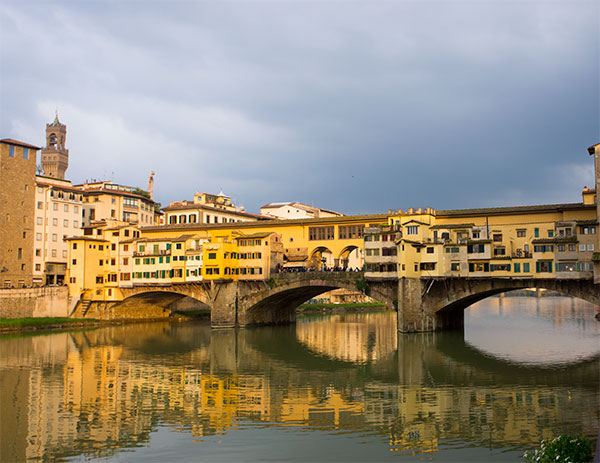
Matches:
[338,225,364,239]
[308,226,334,240]
[490,263,510,272]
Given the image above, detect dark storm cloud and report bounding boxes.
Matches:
[1,1,597,214]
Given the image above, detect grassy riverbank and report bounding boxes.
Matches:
[0,317,99,329]
[297,302,386,313]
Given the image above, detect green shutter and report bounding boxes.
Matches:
[535,261,540,273]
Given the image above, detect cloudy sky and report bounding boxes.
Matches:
[1,1,598,215]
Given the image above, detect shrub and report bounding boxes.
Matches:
[523,435,593,463]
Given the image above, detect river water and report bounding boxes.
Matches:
[1,296,598,462]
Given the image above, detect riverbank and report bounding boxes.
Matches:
[296,302,386,314]
[0,304,388,334]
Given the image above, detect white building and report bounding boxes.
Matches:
[260,202,343,220]
[33,176,84,285]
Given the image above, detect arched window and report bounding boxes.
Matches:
[179,215,187,224]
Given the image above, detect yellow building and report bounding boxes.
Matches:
[66,220,140,302]
[76,180,161,227]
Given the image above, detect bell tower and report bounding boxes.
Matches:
[41,112,69,179]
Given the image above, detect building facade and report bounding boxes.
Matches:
[260,201,343,220]
[33,177,84,285]
[76,181,161,227]
[0,139,40,287]
[164,191,265,225]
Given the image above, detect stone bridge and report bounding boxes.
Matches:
[89,273,599,332]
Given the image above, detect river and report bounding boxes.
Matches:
[0,296,598,462]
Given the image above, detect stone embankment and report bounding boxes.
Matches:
[0,286,69,319]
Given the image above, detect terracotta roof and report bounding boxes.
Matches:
[430,223,475,230]
[234,232,274,240]
[437,202,594,218]
[141,213,390,232]
[1,138,41,150]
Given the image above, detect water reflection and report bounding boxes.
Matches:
[0,298,598,462]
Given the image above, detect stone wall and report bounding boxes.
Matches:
[0,286,69,319]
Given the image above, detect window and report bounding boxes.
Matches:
[587,244,595,251]
[514,263,521,273]
[37,201,43,209]
[534,228,539,238]
[51,249,56,257]
[72,259,77,265]
[568,244,576,252]
[8,145,14,157]
[536,261,552,273]
[208,252,217,259]
[52,218,58,226]
[534,245,553,253]
[52,233,57,242]
[517,230,526,237]
[23,147,28,159]
[467,244,485,253]
[558,262,576,272]
[72,243,77,250]
[557,244,566,252]
[523,262,530,273]
[63,219,68,227]
[64,204,68,212]
[338,225,364,239]
[62,250,67,258]
[579,244,586,252]
[36,217,42,225]
[35,264,41,271]
[427,247,434,254]
[308,226,335,240]
[547,230,554,237]
[450,263,460,271]
[493,247,506,256]
[53,203,58,211]
[74,206,78,213]
[35,248,41,256]
[492,233,502,242]
[420,262,436,271]
[406,225,419,235]
[472,231,480,239]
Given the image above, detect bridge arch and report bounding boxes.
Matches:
[235,273,397,327]
[338,245,363,270]
[398,277,600,332]
[308,247,334,270]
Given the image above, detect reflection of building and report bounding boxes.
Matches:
[0,138,40,287]
[296,312,397,363]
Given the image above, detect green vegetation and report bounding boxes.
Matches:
[172,309,211,319]
[0,317,98,328]
[523,435,593,463]
[297,302,385,313]
[355,277,370,296]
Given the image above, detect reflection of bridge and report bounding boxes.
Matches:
[3,318,597,461]
[79,272,600,332]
